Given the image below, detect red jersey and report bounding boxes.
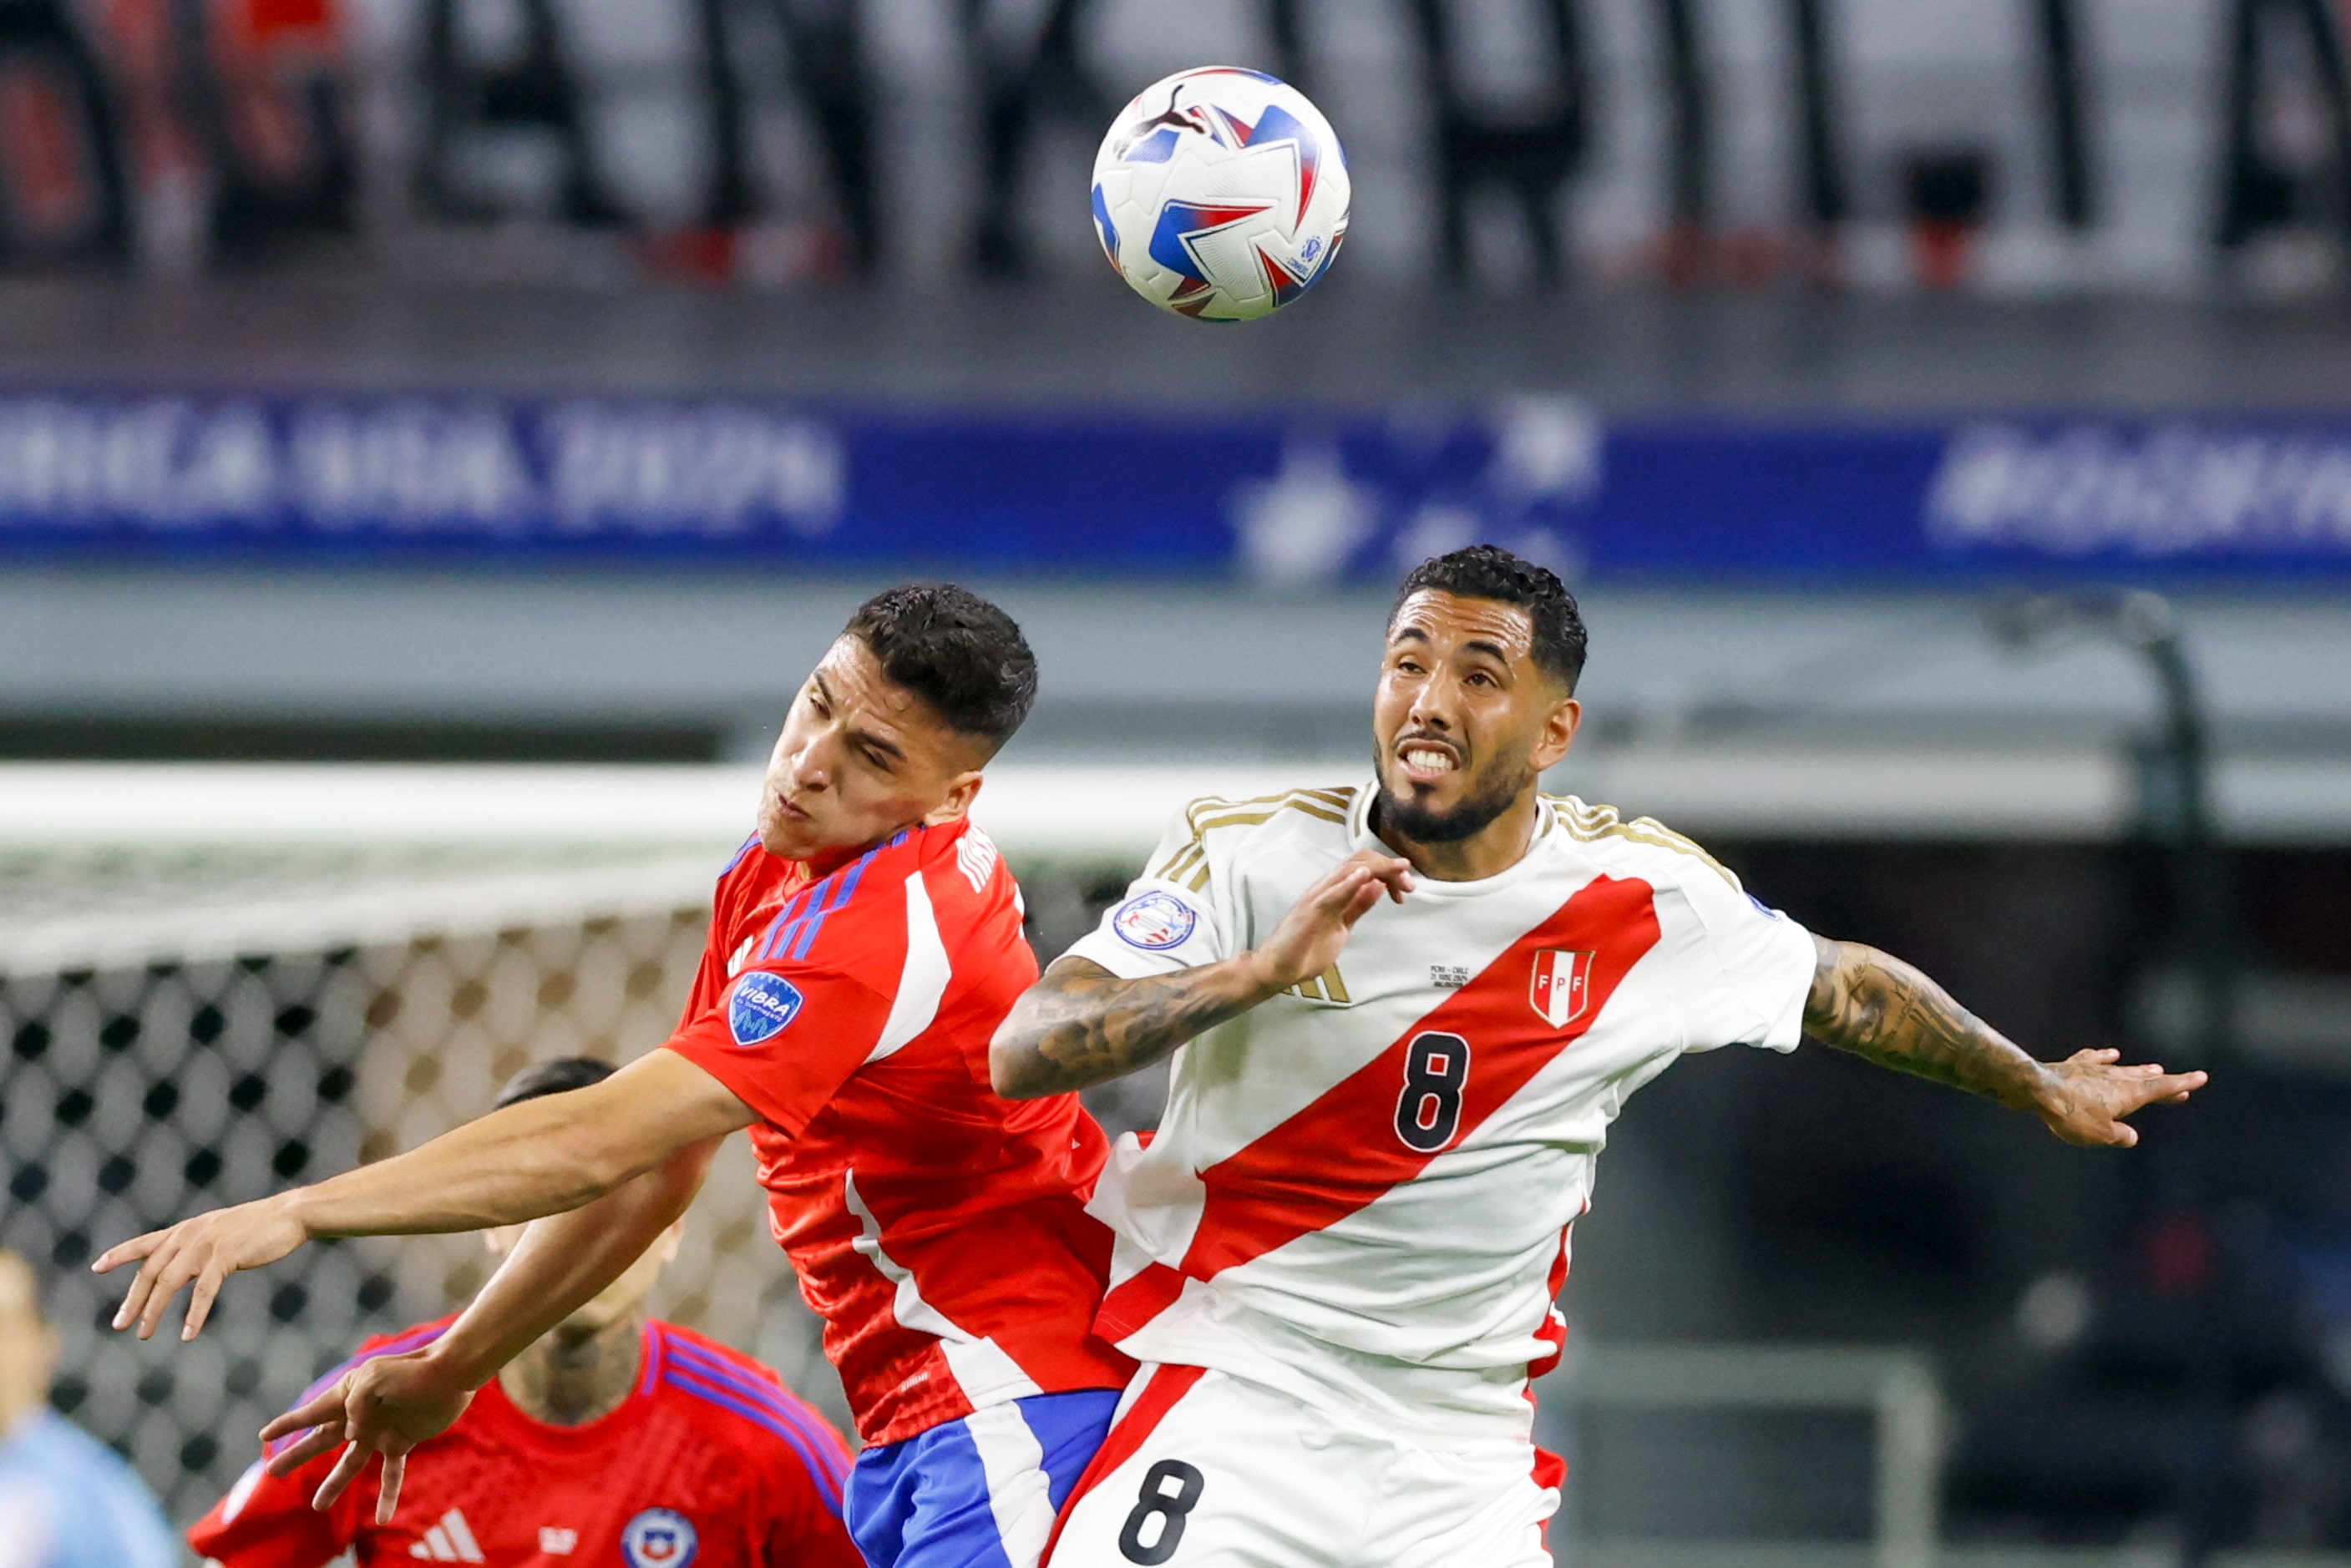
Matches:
[664,818,1132,1446]
[190,1317,860,1568]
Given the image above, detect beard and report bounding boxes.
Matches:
[1371,742,1535,845]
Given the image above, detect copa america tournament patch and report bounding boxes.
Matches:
[727,972,803,1046]
[621,1508,697,1568]
[1112,889,1198,950]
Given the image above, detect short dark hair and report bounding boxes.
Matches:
[1391,544,1588,692]
[843,583,1039,751]
[493,1055,616,1111]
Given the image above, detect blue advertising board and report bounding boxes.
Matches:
[0,388,2346,582]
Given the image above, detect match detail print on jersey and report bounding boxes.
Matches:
[1098,873,1661,1338]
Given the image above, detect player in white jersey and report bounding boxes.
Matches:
[990,545,2207,1568]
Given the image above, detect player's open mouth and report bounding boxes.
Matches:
[1396,741,1460,783]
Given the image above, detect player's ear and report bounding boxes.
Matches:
[923,769,985,827]
[655,1222,685,1266]
[1532,695,1581,774]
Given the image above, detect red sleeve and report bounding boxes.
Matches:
[679,836,761,1033]
[666,966,894,1136]
[662,847,912,1137]
[763,1466,865,1568]
[185,1452,362,1568]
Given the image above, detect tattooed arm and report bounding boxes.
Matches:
[1803,934,2206,1146]
[992,848,1415,1099]
[991,956,1284,1099]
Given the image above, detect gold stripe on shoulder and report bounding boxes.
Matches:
[1199,800,1349,830]
[1151,788,1355,888]
[1181,788,1289,832]
[1183,787,1353,833]
[1544,794,1738,887]
[1153,842,1208,884]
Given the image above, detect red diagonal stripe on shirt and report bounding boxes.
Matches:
[1178,874,1658,1281]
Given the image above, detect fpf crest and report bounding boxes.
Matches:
[1530,949,1596,1029]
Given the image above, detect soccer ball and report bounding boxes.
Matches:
[1091,67,1350,322]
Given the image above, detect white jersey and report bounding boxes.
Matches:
[1065,782,1816,1437]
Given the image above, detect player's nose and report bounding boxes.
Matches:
[1405,689,1456,730]
[787,743,831,790]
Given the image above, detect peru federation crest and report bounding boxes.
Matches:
[1530,949,1596,1029]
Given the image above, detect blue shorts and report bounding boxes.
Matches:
[846,1388,1119,1568]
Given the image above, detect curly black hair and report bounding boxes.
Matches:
[843,582,1039,750]
[1391,544,1588,692]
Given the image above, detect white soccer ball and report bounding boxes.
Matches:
[1091,67,1350,322]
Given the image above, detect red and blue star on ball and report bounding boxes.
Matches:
[1092,77,1338,316]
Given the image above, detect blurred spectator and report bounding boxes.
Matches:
[964,0,1111,276]
[0,1248,178,1568]
[415,0,621,225]
[688,0,882,278]
[2217,0,2351,250]
[0,0,132,261]
[188,1057,864,1568]
[1410,0,1591,286]
[195,0,357,256]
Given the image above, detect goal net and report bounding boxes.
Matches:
[0,762,1295,1521]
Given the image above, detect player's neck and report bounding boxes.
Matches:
[1372,791,1540,882]
[803,813,936,877]
[498,1308,645,1429]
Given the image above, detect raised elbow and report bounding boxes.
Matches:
[987,1040,1031,1100]
[988,1022,1049,1100]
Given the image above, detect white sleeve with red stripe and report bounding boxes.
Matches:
[1668,856,1817,1055]
[1064,808,1232,979]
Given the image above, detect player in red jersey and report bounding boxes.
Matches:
[190,1057,861,1568]
[99,584,1133,1568]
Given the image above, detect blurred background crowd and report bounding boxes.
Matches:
[0,0,2345,291]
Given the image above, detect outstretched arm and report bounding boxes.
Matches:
[256,1137,718,1523]
[93,1050,756,1340]
[1803,934,2206,1146]
[991,849,1414,1099]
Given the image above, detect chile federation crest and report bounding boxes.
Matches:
[621,1508,698,1568]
